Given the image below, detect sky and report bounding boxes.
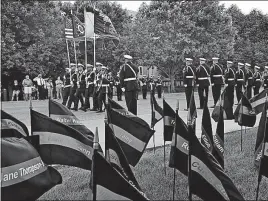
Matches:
[116,1,268,14]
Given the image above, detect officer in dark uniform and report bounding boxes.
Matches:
[97,66,111,113]
[67,65,78,110]
[235,62,245,104]
[210,57,224,107]
[72,64,85,111]
[149,75,156,96]
[114,72,122,101]
[140,75,148,99]
[62,66,72,106]
[245,63,254,99]
[90,62,102,111]
[107,71,114,99]
[263,66,268,89]
[196,58,210,109]
[119,55,139,115]
[81,64,94,112]
[253,65,262,95]
[224,61,236,107]
[183,58,195,111]
[156,76,163,98]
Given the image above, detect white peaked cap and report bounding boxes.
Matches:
[265,66,268,69]
[227,61,233,64]
[245,63,251,67]
[185,58,193,61]
[212,57,219,60]
[199,58,206,61]
[255,66,260,69]
[124,55,133,59]
[70,63,76,66]
[96,62,103,66]
[238,62,244,66]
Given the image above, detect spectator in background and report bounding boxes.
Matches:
[12,80,20,101]
[46,78,54,99]
[22,75,33,101]
[55,76,63,100]
[33,74,45,100]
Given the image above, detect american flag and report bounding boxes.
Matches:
[65,17,73,39]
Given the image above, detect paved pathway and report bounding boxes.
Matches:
[1,92,261,151]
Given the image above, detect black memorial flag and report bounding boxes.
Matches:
[1,110,29,138]
[187,90,197,131]
[169,113,189,176]
[31,109,95,170]
[107,106,154,166]
[163,99,176,141]
[188,126,245,201]
[249,88,268,115]
[150,94,163,128]
[105,123,141,190]
[201,104,214,153]
[1,137,62,201]
[49,99,94,140]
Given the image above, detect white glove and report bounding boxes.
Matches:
[122,88,125,92]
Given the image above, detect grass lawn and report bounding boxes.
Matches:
[40,127,268,200]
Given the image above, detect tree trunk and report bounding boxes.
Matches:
[170,74,175,93]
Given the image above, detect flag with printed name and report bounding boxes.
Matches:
[163,99,176,141]
[259,111,268,179]
[105,123,142,190]
[212,105,225,168]
[254,102,268,167]
[169,113,189,176]
[234,93,256,127]
[150,94,163,128]
[1,137,62,201]
[1,110,29,138]
[188,90,197,131]
[49,99,94,140]
[188,126,245,201]
[31,109,96,170]
[107,106,154,166]
[201,103,214,153]
[249,88,268,114]
[90,150,149,200]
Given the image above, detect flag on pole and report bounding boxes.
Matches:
[1,137,62,200]
[49,99,94,140]
[90,150,149,200]
[212,88,234,122]
[31,109,96,170]
[234,93,256,127]
[163,99,176,141]
[188,126,245,201]
[200,103,214,153]
[169,113,189,176]
[259,115,268,179]
[187,90,197,131]
[1,110,29,138]
[64,17,74,39]
[72,13,85,39]
[105,123,142,190]
[255,102,268,167]
[249,88,268,114]
[150,94,163,128]
[84,8,94,39]
[107,106,154,166]
[212,105,225,168]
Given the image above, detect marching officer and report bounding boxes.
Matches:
[114,72,122,101]
[224,61,236,107]
[90,62,102,111]
[119,55,139,115]
[81,64,94,112]
[210,57,224,107]
[140,75,148,99]
[149,75,156,96]
[253,65,262,95]
[97,66,110,113]
[245,63,254,99]
[73,64,86,111]
[183,58,195,111]
[235,62,245,104]
[107,71,114,99]
[196,58,210,109]
[263,66,268,89]
[156,76,163,98]
[62,65,73,106]
[67,65,78,110]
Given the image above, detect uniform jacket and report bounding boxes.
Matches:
[71,73,78,88]
[263,72,268,87]
[210,63,224,85]
[196,65,210,87]
[253,71,262,87]
[140,78,148,90]
[236,69,245,85]
[245,69,254,86]
[183,65,195,87]
[224,67,236,86]
[156,79,163,88]
[63,73,71,87]
[119,62,139,91]
[77,71,86,89]
[86,71,95,93]
[98,75,111,94]
[114,77,121,88]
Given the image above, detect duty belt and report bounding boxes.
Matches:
[256,79,261,81]
[213,75,222,77]
[186,76,194,78]
[157,84,162,86]
[124,77,136,81]
[198,77,209,80]
[87,82,94,85]
[248,77,253,79]
[237,79,244,81]
[64,84,71,87]
[101,84,109,87]
[228,78,234,81]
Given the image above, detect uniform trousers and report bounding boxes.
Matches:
[125,90,138,115]
[246,86,252,99]
[236,84,243,103]
[212,84,222,105]
[74,88,84,109]
[92,87,99,110]
[116,86,122,101]
[185,86,193,109]
[37,85,44,100]
[98,92,106,111]
[198,86,209,108]
[157,86,162,98]
[67,86,77,109]
[62,87,71,106]
[226,85,235,107]
[142,87,147,99]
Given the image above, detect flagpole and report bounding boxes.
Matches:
[163,93,166,176]
[74,40,78,69]
[188,124,192,201]
[65,39,72,81]
[29,95,33,136]
[48,97,51,117]
[172,99,179,201]
[151,91,156,153]
[240,94,243,152]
